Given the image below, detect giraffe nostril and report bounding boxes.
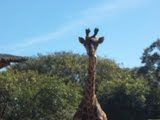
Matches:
[91,38,95,41]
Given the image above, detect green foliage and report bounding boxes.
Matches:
[96,57,122,84]
[139,39,160,84]
[0,51,159,120]
[138,39,160,119]
[98,70,149,120]
[12,52,88,85]
[0,70,81,120]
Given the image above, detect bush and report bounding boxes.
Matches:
[0,70,81,120]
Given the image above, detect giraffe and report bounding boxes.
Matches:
[73,28,108,120]
[0,54,27,69]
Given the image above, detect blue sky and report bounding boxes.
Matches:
[0,0,160,68]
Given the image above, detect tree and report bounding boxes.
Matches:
[138,39,160,118]
[139,39,160,84]
[1,52,156,119]
[97,70,149,120]
[0,70,81,120]
[11,52,88,85]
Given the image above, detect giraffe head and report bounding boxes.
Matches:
[79,28,104,57]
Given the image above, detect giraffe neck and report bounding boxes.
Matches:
[84,55,96,102]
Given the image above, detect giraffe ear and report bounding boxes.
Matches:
[98,37,104,44]
[79,37,85,44]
